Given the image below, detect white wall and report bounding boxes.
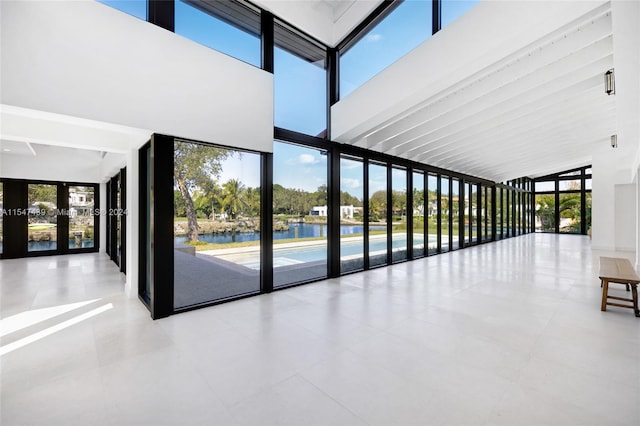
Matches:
[614,183,635,251]
[1,0,274,153]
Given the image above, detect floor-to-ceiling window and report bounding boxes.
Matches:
[273,142,328,288]
[68,186,95,249]
[173,139,261,308]
[427,173,438,254]
[451,178,460,250]
[495,187,502,239]
[340,156,365,273]
[0,179,99,259]
[470,183,478,243]
[368,161,387,268]
[440,175,450,252]
[391,166,407,262]
[27,183,58,252]
[534,167,590,235]
[413,171,425,258]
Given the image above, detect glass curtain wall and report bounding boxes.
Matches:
[559,178,581,234]
[470,183,478,243]
[495,187,502,239]
[173,139,261,308]
[427,173,438,254]
[369,162,387,267]
[502,188,509,237]
[275,21,327,136]
[533,167,592,235]
[413,171,425,258]
[27,184,58,252]
[273,142,328,288]
[451,178,460,250]
[441,176,450,252]
[340,0,432,98]
[340,156,365,273]
[175,0,261,67]
[464,183,471,244]
[391,167,407,262]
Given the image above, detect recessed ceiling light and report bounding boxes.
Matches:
[2,148,11,152]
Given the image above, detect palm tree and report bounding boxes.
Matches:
[220,179,246,220]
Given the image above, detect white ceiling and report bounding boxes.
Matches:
[332,1,620,182]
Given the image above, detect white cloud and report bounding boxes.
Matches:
[366,33,383,42]
[298,153,319,164]
[341,177,362,189]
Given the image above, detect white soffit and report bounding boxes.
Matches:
[0,105,153,155]
[332,0,616,182]
[253,0,383,45]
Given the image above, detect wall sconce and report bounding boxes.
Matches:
[604,68,615,95]
[611,134,618,148]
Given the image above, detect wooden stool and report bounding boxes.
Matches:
[599,257,640,317]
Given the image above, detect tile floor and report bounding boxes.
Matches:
[1,234,638,425]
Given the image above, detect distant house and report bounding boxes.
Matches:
[309,206,328,216]
[309,205,355,219]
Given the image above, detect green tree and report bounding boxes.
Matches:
[174,142,230,242]
[244,187,261,217]
[536,194,555,231]
[220,179,246,219]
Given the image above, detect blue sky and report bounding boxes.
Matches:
[98,0,480,195]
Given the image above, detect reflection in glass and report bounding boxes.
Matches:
[441,176,450,252]
[69,186,95,249]
[175,0,260,67]
[369,162,387,267]
[273,142,327,288]
[413,171,425,258]
[340,157,364,273]
[427,174,438,254]
[391,167,407,262]
[173,140,261,308]
[28,184,57,252]
[451,179,460,249]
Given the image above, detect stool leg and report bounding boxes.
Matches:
[626,283,630,292]
[601,280,609,311]
[631,284,639,317]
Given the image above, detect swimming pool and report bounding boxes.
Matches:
[201,234,442,270]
